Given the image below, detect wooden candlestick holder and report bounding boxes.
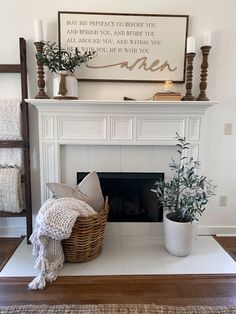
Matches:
[34,41,49,99]
[182,52,196,101]
[196,46,211,101]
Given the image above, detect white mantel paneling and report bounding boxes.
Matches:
[27,99,216,204]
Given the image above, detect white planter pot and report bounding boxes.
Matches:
[53,71,78,99]
[164,212,198,257]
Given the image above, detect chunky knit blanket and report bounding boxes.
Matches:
[0,148,23,169]
[0,99,22,140]
[28,197,95,290]
[0,168,22,213]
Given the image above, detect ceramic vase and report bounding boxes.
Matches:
[164,212,198,257]
[53,70,78,99]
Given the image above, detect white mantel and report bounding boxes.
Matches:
[27,99,216,204]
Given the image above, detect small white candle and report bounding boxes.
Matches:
[34,19,44,42]
[203,31,211,46]
[187,36,195,53]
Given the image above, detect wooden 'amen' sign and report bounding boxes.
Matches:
[58,12,189,83]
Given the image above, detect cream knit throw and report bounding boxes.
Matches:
[28,197,95,290]
[0,99,22,140]
[0,148,23,169]
[0,168,22,213]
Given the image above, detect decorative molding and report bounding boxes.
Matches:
[41,143,56,202]
[188,117,201,141]
[42,115,54,140]
[26,99,217,204]
[58,116,107,140]
[188,144,199,161]
[111,116,133,140]
[136,117,185,141]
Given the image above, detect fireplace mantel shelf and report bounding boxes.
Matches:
[27,98,217,203]
[27,99,217,113]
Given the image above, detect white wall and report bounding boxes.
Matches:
[0,0,235,235]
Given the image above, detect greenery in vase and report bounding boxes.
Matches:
[36,41,96,73]
[152,134,216,223]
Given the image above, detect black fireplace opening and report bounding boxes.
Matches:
[77,172,164,222]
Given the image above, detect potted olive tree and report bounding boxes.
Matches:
[152,134,216,256]
[36,41,96,99]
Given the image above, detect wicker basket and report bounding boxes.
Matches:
[62,196,109,263]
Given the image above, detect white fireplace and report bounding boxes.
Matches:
[28,99,216,234]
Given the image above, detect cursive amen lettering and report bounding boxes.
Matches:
[86,56,177,72]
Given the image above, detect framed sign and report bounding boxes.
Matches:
[58,12,188,82]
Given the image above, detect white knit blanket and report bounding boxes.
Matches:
[0,99,22,140]
[0,148,23,169]
[28,197,96,290]
[0,168,22,213]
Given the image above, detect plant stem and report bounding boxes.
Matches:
[175,145,184,212]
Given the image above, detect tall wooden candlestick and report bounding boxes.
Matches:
[34,41,49,99]
[182,53,196,101]
[196,46,211,101]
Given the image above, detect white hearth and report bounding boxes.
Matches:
[27,99,216,235]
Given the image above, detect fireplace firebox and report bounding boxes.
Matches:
[77,172,164,222]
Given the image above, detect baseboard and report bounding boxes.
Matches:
[0,216,36,238]
[215,234,236,237]
[0,226,26,238]
[198,225,236,236]
[0,223,235,238]
[106,223,236,237]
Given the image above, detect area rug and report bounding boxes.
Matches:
[0,237,24,272]
[0,304,236,314]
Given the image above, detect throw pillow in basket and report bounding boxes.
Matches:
[47,171,104,213]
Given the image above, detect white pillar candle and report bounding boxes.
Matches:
[34,19,44,42]
[203,31,211,46]
[187,36,195,53]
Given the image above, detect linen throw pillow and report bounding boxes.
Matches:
[46,182,89,203]
[78,171,104,213]
[47,171,104,213]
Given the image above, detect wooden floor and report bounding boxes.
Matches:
[214,236,236,262]
[0,237,23,271]
[0,236,235,306]
[0,275,236,306]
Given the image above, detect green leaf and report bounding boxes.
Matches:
[36,41,96,73]
[151,134,216,222]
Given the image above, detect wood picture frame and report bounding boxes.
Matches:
[58,12,189,83]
